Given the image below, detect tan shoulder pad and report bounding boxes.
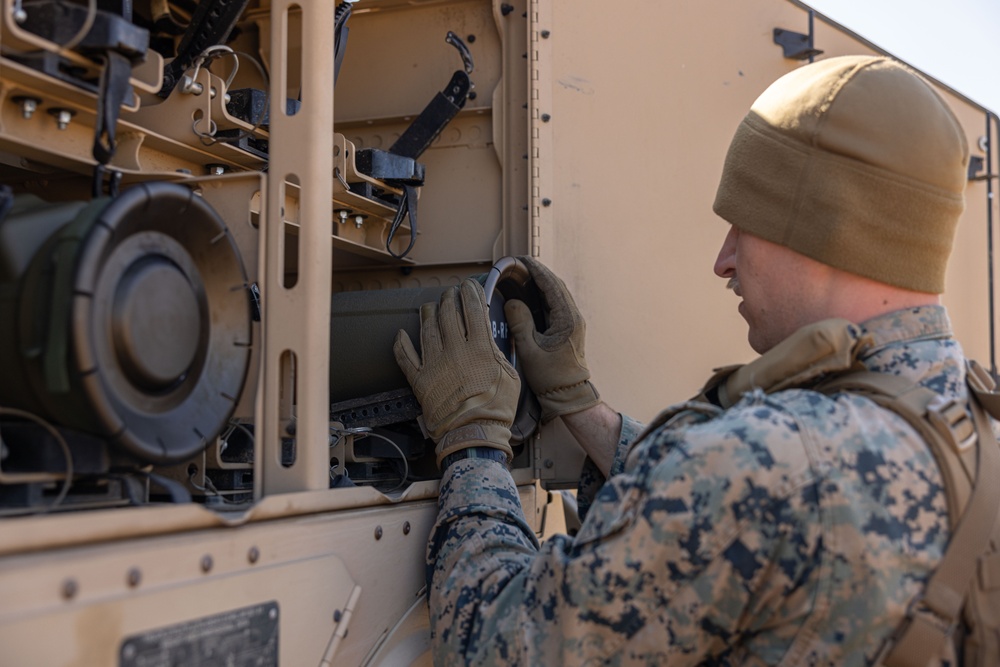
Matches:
[717,318,871,408]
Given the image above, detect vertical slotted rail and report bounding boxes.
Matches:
[258,1,334,496]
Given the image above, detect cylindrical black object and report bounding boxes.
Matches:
[0,182,251,464]
[330,257,544,443]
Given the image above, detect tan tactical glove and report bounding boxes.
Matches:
[393,279,520,467]
[504,256,600,422]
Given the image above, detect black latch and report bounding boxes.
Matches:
[355,149,426,186]
[225,89,301,128]
[159,0,251,97]
[388,32,475,160]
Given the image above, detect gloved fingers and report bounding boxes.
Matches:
[519,255,578,339]
[460,279,492,346]
[418,300,443,356]
[437,284,467,344]
[393,329,422,380]
[504,299,541,348]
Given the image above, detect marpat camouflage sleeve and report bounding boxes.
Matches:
[576,414,644,522]
[427,383,950,665]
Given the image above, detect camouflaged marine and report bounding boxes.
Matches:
[395,56,985,665]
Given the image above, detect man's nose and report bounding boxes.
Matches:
[713,225,738,278]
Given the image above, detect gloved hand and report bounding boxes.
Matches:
[394,279,520,467]
[504,256,600,422]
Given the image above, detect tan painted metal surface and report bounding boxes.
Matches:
[532,0,997,426]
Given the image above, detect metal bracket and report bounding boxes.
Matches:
[773,27,823,60]
[968,155,997,181]
[774,11,823,62]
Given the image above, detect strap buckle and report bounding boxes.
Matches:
[927,395,976,453]
[871,596,958,666]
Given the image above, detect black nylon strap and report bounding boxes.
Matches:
[385,184,418,260]
[92,50,132,165]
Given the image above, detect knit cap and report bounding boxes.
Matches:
[713,55,969,293]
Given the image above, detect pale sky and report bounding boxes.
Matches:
[806,0,1000,114]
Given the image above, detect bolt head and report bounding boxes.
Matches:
[18,98,38,119]
[48,108,74,130]
[374,525,383,540]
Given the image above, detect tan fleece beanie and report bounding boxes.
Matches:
[713,55,969,294]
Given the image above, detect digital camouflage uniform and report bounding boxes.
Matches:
[428,305,964,666]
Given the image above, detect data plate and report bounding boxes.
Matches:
[119,601,279,666]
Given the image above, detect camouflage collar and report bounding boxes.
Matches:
[858,305,953,356]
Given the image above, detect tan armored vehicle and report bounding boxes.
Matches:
[0,0,995,664]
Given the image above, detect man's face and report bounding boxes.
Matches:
[713,225,831,354]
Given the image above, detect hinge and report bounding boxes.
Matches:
[319,584,362,666]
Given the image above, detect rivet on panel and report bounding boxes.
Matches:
[403,521,411,535]
[542,198,552,207]
[540,30,551,38]
[374,526,383,540]
[200,555,214,573]
[334,609,343,623]
[126,568,142,588]
[248,546,260,564]
[541,113,551,122]
[61,578,79,600]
